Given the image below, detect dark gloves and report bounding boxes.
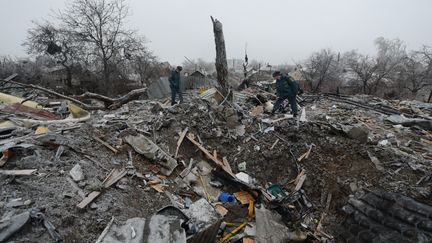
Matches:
[298,88,304,95]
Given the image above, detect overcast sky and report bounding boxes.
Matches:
[0,0,431,65]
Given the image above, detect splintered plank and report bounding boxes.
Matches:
[175,127,189,158]
[77,191,101,209]
[150,184,164,193]
[186,133,235,177]
[295,174,307,191]
[77,168,126,209]
[92,136,118,154]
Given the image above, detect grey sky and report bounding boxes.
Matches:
[0,0,431,65]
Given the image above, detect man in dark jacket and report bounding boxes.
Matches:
[169,66,183,105]
[271,71,299,116]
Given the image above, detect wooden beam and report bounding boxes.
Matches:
[77,168,126,209]
[186,133,235,177]
[93,136,118,154]
[175,127,189,158]
[0,169,36,175]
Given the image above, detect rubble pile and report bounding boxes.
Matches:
[0,83,431,242]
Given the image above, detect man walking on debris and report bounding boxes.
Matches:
[271,71,299,117]
[169,66,183,105]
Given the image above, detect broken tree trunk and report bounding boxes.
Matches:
[73,88,147,109]
[211,16,229,97]
[428,89,432,103]
[1,78,147,110]
[0,79,101,110]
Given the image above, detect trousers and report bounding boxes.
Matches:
[272,95,297,114]
[170,85,183,105]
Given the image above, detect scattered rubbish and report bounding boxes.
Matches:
[235,125,246,136]
[150,184,165,193]
[250,106,264,117]
[338,191,432,241]
[299,107,307,122]
[95,216,115,243]
[237,161,247,171]
[0,75,431,242]
[35,126,50,134]
[367,151,384,171]
[263,126,274,134]
[219,192,235,203]
[209,180,223,188]
[378,139,390,146]
[255,205,306,243]
[30,208,63,243]
[77,168,127,209]
[0,169,37,176]
[184,197,192,209]
[215,204,228,217]
[0,211,30,242]
[6,198,32,208]
[233,191,254,205]
[266,184,287,200]
[186,133,234,177]
[297,145,313,162]
[175,127,189,158]
[0,103,60,120]
[386,114,432,130]
[69,164,85,182]
[345,124,369,143]
[0,92,41,108]
[235,172,251,184]
[0,149,12,167]
[270,138,279,150]
[11,103,90,125]
[294,174,307,191]
[125,134,178,176]
[199,87,224,104]
[93,135,119,154]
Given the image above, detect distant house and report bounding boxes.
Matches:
[41,65,98,93]
[190,70,206,79]
[288,69,308,91]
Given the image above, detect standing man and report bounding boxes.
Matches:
[271,71,299,117]
[169,66,183,105]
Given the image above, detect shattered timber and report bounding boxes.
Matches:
[0,74,431,243]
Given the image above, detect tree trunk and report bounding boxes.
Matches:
[427,89,432,103]
[74,88,148,109]
[211,16,229,97]
[103,60,111,94]
[66,67,72,89]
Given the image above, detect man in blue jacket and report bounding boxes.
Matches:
[271,71,299,117]
[169,66,183,105]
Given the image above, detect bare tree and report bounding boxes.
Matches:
[299,48,340,93]
[344,38,407,95]
[371,37,407,94]
[344,50,377,94]
[59,0,138,93]
[397,47,432,98]
[24,22,80,88]
[130,49,160,86]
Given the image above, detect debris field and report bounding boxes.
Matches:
[0,82,432,243]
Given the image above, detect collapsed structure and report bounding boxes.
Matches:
[0,74,431,243]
